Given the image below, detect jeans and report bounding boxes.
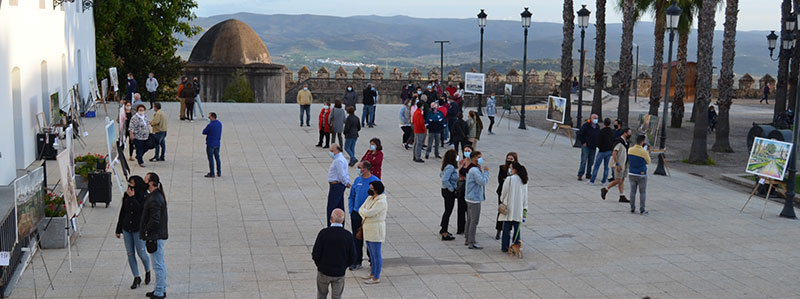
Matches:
[134,139,147,165]
[344,138,358,164]
[413,133,425,160]
[629,175,647,212]
[465,202,481,245]
[590,151,613,183]
[194,95,205,118]
[327,183,345,227]
[426,132,441,157]
[442,123,449,142]
[440,189,456,234]
[501,221,521,252]
[350,212,364,266]
[300,105,311,125]
[361,105,375,126]
[316,271,344,299]
[152,132,167,160]
[122,229,150,277]
[365,241,382,279]
[150,239,166,297]
[578,146,597,177]
[206,145,221,175]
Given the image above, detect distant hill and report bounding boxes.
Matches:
[180,13,777,76]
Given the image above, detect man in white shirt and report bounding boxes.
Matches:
[146,73,158,109]
[327,144,350,226]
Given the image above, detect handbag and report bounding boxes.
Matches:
[355,226,364,240]
[145,133,157,150]
[146,239,157,253]
[498,203,508,215]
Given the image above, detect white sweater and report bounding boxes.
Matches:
[498,175,528,222]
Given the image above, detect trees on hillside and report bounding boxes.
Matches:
[591,0,607,119]
[711,0,739,153]
[561,0,576,126]
[688,0,717,163]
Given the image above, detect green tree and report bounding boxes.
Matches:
[223,69,254,103]
[94,0,201,101]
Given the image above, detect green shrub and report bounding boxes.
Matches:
[223,69,254,103]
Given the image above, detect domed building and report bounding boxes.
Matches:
[184,19,285,103]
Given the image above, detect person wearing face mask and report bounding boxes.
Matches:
[126,73,137,102]
[454,82,465,105]
[627,135,651,215]
[176,77,188,120]
[401,82,412,101]
[456,146,474,235]
[358,181,387,284]
[119,100,136,161]
[602,128,632,202]
[450,113,468,155]
[343,84,358,109]
[115,175,152,290]
[486,92,497,135]
[446,81,457,98]
[297,84,313,127]
[613,119,624,137]
[140,172,168,299]
[347,161,380,271]
[329,100,346,147]
[316,100,332,148]
[361,138,383,179]
[129,105,151,167]
[131,93,145,110]
[412,100,426,163]
[145,73,158,109]
[577,114,600,181]
[446,97,460,144]
[343,106,361,166]
[423,82,439,112]
[439,149,459,241]
[498,162,529,253]
[327,144,350,227]
[361,83,377,128]
[425,102,445,159]
[464,151,489,249]
[192,77,206,120]
[495,152,518,240]
[590,118,616,185]
[148,103,167,162]
[179,81,197,122]
[202,112,223,177]
[400,99,413,150]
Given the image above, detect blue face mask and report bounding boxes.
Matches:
[348,87,352,91]
[371,87,376,91]
[417,91,423,95]
[370,145,377,151]
[357,169,363,176]
[592,119,598,124]
[303,87,308,91]
[427,85,432,89]
[329,152,335,159]
[464,152,471,159]
[477,157,484,165]
[508,169,513,175]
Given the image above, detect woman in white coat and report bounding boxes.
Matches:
[358,181,387,284]
[498,162,528,252]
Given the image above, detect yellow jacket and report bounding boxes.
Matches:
[358,194,387,242]
[297,89,313,105]
[150,110,167,133]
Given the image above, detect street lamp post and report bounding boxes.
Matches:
[477,9,487,116]
[518,7,532,129]
[576,4,590,126]
[434,40,450,84]
[654,0,681,176]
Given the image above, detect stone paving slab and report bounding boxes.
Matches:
[8,102,800,299]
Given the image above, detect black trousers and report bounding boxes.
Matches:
[326,183,346,227]
[488,116,495,132]
[452,140,466,155]
[440,188,456,234]
[401,126,413,144]
[350,212,364,265]
[148,92,156,108]
[495,193,504,231]
[318,130,330,147]
[185,102,195,120]
[456,181,467,234]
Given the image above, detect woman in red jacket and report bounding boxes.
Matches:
[361,138,384,178]
[316,101,332,148]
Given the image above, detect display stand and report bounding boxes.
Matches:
[540,123,573,148]
[497,103,521,130]
[740,177,786,219]
[651,149,671,176]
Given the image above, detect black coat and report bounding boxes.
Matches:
[312,226,356,277]
[496,165,509,196]
[450,118,468,142]
[577,122,600,148]
[344,114,361,139]
[362,88,376,105]
[116,191,146,234]
[140,191,168,241]
[597,127,615,152]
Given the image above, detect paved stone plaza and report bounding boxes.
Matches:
[9,102,800,298]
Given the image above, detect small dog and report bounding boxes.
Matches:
[508,240,523,258]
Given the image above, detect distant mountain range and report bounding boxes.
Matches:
[180,12,778,77]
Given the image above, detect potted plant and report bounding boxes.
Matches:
[74,153,105,189]
[37,192,74,249]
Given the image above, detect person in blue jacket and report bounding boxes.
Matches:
[202,112,222,178]
[347,161,380,271]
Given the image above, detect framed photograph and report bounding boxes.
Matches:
[101,78,108,101]
[56,151,79,218]
[464,72,485,95]
[14,167,45,243]
[637,114,660,146]
[545,96,567,124]
[109,67,119,92]
[50,92,61,125]
[746,137,793,181]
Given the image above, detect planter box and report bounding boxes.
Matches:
[75,175,88,190]
[37,216,73,249]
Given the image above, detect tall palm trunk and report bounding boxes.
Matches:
[688,0,716,163]
[775,0,792,122]
[592,0,607,119]
[561,0,576,126]
[617,0,635,126]
[671,32,689,128]
[712,0,738,152]
[789,0,800,113]
[648,0,668,116]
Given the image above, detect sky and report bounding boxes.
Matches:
[195,0,778,32]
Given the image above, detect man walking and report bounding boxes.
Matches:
[141,172,168,299]
[628,135,651,214]
[145,73,158,109]
[362,83,377,128]
[425,102,445,159]
[577,114,600,181]
[298,84,313,127]
[347,161,379,270]
[602,128,631,202]
[312,208,355,299]
[590,118,615,185]
[126,73,137,101]
[202,112,222,178]
[327,144,349,226]
[412,101,426,163]
[149,103,167,162]
[761,82,770,104]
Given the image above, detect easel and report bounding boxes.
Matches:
[540,123,574,148]
[740,177,787,219]
[650,149,671,176]
[497,102,521,130]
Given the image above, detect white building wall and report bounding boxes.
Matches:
[0,0,97,185]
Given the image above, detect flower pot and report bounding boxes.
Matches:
[37,216,73,249]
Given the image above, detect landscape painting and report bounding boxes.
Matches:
[464,72,484,95]
[637,114,660,146]
[747,137,793,181]
[14,167,45,243]
[546,96,566,124]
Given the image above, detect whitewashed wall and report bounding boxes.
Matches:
[0,0,97,185]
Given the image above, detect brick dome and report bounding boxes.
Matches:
[188,19,271,65]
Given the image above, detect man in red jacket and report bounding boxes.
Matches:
[412,101,426,163]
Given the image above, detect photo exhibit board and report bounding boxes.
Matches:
[104,118,116,160]
[50,92,61,126]
[545,96,567,124]
[746,137,793,181]
[109,67,119,92]
[101,78,108,101]
[464,72,485,95]
[56,151,79,218]
[14,167,45,243]
[637,114,660,146]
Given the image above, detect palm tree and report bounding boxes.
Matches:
[670,0,700,128]
[638,0,670,116]
[688,0,717,163]
[591,0,607,119]
[561,0,576,126]
[711,0,738,152]
[774,0,792,122]
[617,0,636,126]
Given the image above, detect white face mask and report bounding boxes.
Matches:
[137,111,145,116]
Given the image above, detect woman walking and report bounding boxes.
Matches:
[486,93,497,135]
[116,175,151,289]
[359,181,387,284]
[129,105,151,167]
[464,151,489,249]
[315,101,332,148]
[343,106,361,166]
[329,100,346,146]
[439,149,458,241]
[361,138,383,179]
[495,152,518,240]
[343,84,358,109]
[455,146,473,235]
[181,82,197,122]
[400,99,413,150]
[120,100,135,161]
[498,162,528,253]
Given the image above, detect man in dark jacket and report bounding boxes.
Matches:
[450,113,468,155]
[202,112,223,177]
[361,84,377,128]
[141,172,168,299]
[590,118,615,184]
[425,102,445,159]
[343,106,361,166]
[126,73,138,101]
[446,97,460,144]
[313,208,355,299]
[577,114,600,181]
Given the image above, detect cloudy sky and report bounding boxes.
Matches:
[195,0,777,31]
